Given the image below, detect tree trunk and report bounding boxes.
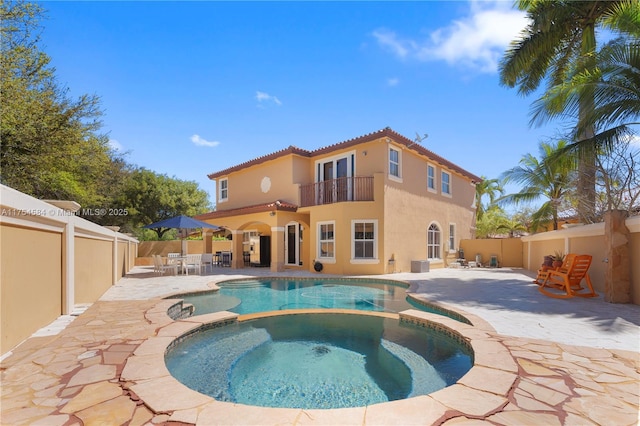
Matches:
[576,23,598,224]
[604,210,631,303]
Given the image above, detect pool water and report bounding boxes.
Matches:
[181,279,423,316]
[165,313,472,409]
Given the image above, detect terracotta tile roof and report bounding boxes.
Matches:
[195,200,298,220]
[207,127,482,183]
[207,146,310,180]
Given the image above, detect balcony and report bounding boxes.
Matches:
[300,176,374,207]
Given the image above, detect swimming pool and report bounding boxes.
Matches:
[174,277,469,322]
[165,312,472,409]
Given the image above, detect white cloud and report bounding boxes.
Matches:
[256,91,282,106]
[108,139,124,152]
[387,77,400,87]
[372,1,527,73]
[190,134,220,148]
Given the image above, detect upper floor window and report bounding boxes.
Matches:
[427,164,436,191]
[352,220,377,259]
[219,178,228,202]
[318,222,335,260]
[389,147,401,180]
[441,171,451,195]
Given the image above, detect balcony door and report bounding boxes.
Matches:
[317,153,353,204]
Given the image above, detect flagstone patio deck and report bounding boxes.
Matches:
[1,267,638,425]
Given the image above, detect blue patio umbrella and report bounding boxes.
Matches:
[144,215,220,255]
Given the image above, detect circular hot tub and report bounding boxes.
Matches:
[165,312,472,409]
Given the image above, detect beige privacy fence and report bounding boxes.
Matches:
[461,214,640,305]
[0,184,139,355]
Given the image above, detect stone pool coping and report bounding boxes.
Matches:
[2,268,638,425]
[120,301,517,425]
[162,275,486,327]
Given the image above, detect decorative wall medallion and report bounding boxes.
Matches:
[261,176,271,193]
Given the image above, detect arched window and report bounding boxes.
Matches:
[427,224,441,259]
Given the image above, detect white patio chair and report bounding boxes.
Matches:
[184,254,202,275]
[152,254,178,276]
[200,253,214,274]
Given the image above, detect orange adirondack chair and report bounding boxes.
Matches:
[534,254,572,285]
[539,254,597,299]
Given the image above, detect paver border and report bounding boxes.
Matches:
[120,299,517,424]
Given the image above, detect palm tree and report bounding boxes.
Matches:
[496,218,529,238]
[498,140,576,231]
[531,37,640,157]
[475,176,504,220]
[499,0,631,223]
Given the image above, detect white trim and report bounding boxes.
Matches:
[471,182,477,208]
[350,258,380,264]
[521,222,603,241]
[271,227,285,232]
[0,215,64,233]
[63,221,75,314]
[627,215,640,232]
[522,215,640,240]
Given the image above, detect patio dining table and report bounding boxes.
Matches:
[165,255,188,274]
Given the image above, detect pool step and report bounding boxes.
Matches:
[381,339,446,396]
[167,301,195,320]
[204,327,271,401]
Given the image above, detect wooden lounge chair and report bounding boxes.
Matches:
[539,254,597,299]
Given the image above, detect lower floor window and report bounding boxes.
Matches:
[428,224,441,259]
[318,222,335,259]
[353,221,376,259]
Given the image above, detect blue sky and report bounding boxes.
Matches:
[40,1,562,205]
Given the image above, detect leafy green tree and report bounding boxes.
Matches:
[593,140,640,213]
[1,0,123,208]
[499,140,576,231]
[475,176,504,221]
[499,0,632,223]
[118,168,212,239]
[475,205,509,239]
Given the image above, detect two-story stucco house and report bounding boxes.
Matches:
[197,127,481,274]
